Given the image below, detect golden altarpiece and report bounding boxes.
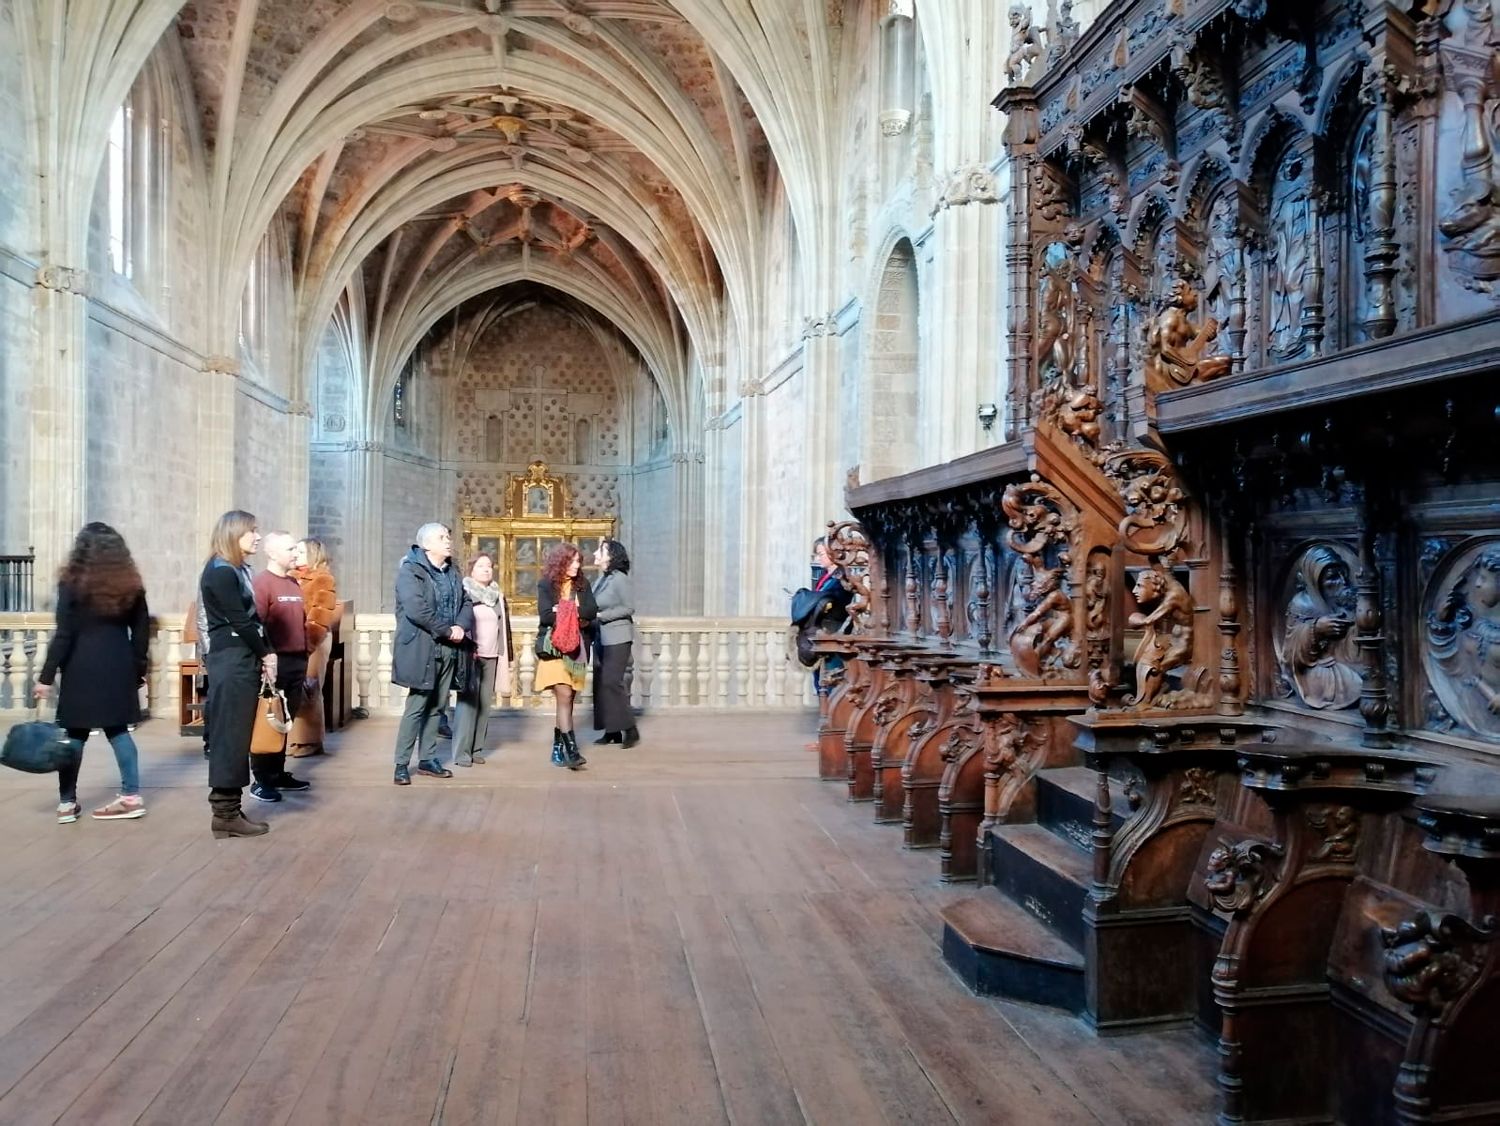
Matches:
[459,460,614,614]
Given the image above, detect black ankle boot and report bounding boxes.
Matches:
[622,726,640,748]
[594,731,622,745]
[562,731,586,770]
[551,728,568,768]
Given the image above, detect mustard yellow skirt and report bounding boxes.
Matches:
[534,656,586,692]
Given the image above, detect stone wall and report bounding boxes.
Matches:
[450,304,626,524]
[759,371,806,616]
[82,315,203,610]
[380,451,446,608]
[0,271,31,560]
[626,460,677,615]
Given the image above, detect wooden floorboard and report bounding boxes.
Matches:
[0,710,1215,1125]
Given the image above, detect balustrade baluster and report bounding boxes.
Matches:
[30,628,51,712]
[355,625,373,710]
[657,634,676,709]
[519,633,536,703]
[632,631,649,709]
[677,632,694,706]
[713,630,730,707]
[3,632,22,711]
[377,629,394,711]
[735,626,750,704]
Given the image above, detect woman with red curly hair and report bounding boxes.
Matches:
[535,542,596,769]
[33,523,151,823]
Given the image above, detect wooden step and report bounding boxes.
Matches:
[1035,766,1133,839]
[941,886,1085,1011]
[986,823,1092,949]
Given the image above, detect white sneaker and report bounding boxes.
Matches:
[57,801,81,824]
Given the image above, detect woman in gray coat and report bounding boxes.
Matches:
[590,539,638,746]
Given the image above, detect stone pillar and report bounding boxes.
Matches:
[925,168,1004,461]
[27,265,89,604]
[196,355,239,541]
[346,441,387,613]
[738,378,767,617]
[802,317,843,538]
[672,448,705,614]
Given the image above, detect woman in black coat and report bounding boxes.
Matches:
[33,523,151,824]
[199,510,275,839]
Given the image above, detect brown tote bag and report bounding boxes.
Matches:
[250,678,291,755]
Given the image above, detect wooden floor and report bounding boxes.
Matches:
[0,710,1216,1125]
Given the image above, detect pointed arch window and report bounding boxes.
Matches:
[101,68,164,286]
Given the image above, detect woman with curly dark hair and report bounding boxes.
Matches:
[535,542,596,769]
[32,523,151,823]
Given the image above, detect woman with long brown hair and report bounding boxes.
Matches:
[289,536,340,757]
[33,523,151,823]
[199,510,274,838]
[535,542,596,769]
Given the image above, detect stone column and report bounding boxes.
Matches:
[738,378,767,616]
[801,316,843,539]
[925,178,1005,459]
[28,265,89,604]
[672,448,705,614]
[196,355,239,541]
[345,441,387,613]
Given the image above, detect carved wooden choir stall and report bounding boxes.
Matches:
[812,0,1500,1120]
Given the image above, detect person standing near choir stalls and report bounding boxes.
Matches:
[289,537,340,757]
[32,523,150,823]
[249,533,313,803]
[536,543,596,769]
[391,523,473,785]
[591,539,638,747]
[199,511,273,838]
[453,553,514,767]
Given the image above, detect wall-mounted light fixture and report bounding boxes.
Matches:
[976,402,998,431]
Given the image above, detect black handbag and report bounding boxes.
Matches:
[2,721,81,774]
[534,626,554,659]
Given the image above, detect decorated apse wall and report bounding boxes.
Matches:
[448,304,625,522]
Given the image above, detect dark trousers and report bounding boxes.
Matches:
[206,645,258,799]
[251,653,307,786]
[593,641,632,732]
[394,648,457,767]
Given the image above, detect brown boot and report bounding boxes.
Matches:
[212,813,270,839]
[209,788,269,838]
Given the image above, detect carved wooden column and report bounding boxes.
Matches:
[1207,744,1434,1125]
[901,659,983,846]
[1384,796,1500,1125]
[813,633,864,781]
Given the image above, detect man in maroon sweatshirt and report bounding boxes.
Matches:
[250,532,313,802]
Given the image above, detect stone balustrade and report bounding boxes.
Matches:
[0,613,814,720]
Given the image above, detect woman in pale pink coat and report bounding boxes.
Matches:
[453,554,514,766]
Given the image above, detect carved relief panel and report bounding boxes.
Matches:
[1422,536,1500,743]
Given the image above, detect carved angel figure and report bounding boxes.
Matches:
[1145,280,1232,393]
[1426,547,1500,737]
[1283,546,1362,711]
[1057,385,1102,446]
[1005,4,1044,85]
[1127,566,1194,708]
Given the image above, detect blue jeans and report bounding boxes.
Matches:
[58,726,140,801]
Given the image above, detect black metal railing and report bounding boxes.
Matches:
[0,549,35,612]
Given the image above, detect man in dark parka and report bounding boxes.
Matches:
[391,522,474,784]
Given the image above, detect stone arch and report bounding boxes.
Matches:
[864,236,922,482]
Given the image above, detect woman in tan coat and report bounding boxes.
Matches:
[290,537,340,756]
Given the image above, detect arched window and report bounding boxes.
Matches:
[574,417,591,463]
[100,68,163,284]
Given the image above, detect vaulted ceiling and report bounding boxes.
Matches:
[152,0,845,436]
